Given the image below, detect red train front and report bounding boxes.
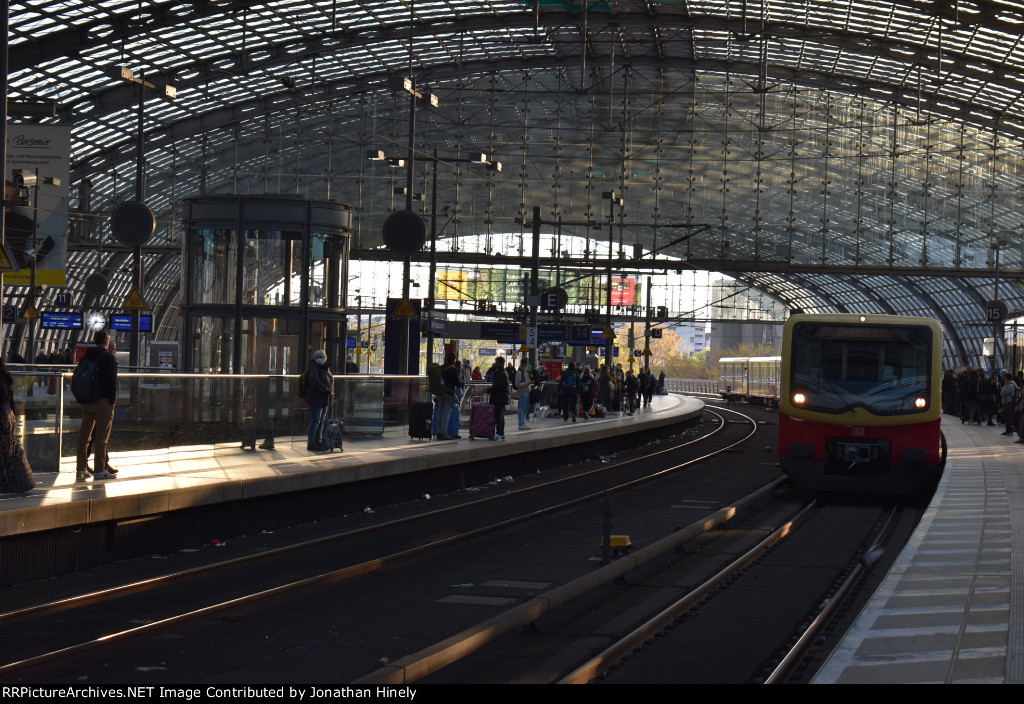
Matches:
[778,314,944,494]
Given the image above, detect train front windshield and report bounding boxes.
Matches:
[789,322,933,415]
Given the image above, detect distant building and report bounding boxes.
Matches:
[673,322,708,355]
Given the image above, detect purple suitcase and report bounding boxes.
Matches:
[469,402,496,439]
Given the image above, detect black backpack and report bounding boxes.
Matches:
[72,356,101,403]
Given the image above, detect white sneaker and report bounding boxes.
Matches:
[93,470,117,480]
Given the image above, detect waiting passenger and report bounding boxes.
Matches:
[1001,372,1017,436]
[623,369,639,415]
[0,356,33,493]
[488,356,510,440]
[560,362,581,423]
[579,366,596,420]
[304,350,334,451]
[515,358,532,430]
[74,330,118,480]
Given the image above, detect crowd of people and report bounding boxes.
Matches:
[942,366,1024,440]
[427,353,667,440]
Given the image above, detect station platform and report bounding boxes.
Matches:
[0,394,704,546]
[814,416,1024,684]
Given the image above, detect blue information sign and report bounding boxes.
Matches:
[41,312,83,330]
[481,322,521,342]
[537,325,569,343]
[110,314,153,332]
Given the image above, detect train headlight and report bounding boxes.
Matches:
[914,397,927,409]
[793,392,806,405]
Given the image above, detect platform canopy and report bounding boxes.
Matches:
[9,0,1024,366]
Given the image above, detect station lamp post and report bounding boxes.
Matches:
[368,147,501,362]
[602,191,623,367]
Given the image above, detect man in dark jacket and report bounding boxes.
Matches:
[75,330,118,480]
[305,350,334,451]
[488,356,510,440]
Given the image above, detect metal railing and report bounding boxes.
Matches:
[9,371,428,473]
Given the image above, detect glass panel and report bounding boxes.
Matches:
[36,372,424,472]
[287,231,304,306]
[241,317,301,375]
[244,228,294,306]
[308,232,328,308]
[191,228,236,304]
[191,315,235,373]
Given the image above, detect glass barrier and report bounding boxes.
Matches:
[7,371,429,474]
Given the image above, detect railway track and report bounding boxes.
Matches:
[0,405,776,682]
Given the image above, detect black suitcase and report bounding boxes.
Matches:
[409,401,433,441]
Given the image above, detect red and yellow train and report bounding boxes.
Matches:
[778,313,945,494]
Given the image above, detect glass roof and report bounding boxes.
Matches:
[8,0,1024,366]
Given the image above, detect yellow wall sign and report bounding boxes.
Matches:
[123,287,149,310]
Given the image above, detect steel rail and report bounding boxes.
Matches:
[355,406,766,684]
[557,500,818,684]
[762,505,900,684]
[0,408,725,624]
[0,408,756,676]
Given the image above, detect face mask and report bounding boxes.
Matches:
[315,358,325,365]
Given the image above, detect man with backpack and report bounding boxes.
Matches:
[435,352,462,440]
[74,330,118,481]
[560,362,581,423]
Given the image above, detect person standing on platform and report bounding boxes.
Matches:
[74,330,118,481]
[436,352,462,441]
[488,356,509,440]
[515,358,532,430]
[624,369,639,416]
[560,361,580,423]
[1001,371,1017,436]
[612,363,625,414]
[0,357,34,493]
[304,350,333,451]
[643,369,655,407]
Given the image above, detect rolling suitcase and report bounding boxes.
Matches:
[469,402,496,440]
[432,398,459,437]
[409,401,433,441]
[323,418,344,452]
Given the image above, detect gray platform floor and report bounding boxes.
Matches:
[815,416,1024,684]
[0,394,703,539]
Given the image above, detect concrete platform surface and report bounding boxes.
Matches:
[0,394,704,540]
[814,416,1024,684]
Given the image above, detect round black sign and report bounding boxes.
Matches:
[84,273,108,297]
[381,210,426,255]
[110,200,156,246]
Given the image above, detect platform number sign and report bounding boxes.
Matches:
[986,300,1008,323]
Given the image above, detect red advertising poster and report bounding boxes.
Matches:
[611,277,635,306]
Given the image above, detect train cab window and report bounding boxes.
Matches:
[790,322,933,415]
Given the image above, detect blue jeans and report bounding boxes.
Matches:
[436,394,454,437]
[308,404,327,446]
[518,392,530,426]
